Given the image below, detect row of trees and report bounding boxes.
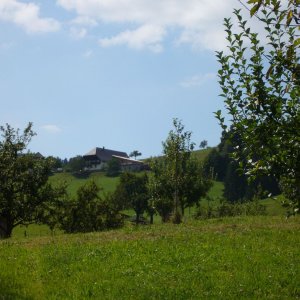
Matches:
[0,120,211,238]
[112,120,212,224]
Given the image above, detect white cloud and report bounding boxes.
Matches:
[0,0,60,33]
[70,16,98,27]
[180,73,216,88]
[56,0,238,52]
[41,125,62,134]
[99,24,165,53]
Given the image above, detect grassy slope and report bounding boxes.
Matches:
[1,216,299,299]
[48,172,120,196]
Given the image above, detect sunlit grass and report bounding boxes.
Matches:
[2,216,299,299]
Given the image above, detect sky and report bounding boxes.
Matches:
[0,0,259,159]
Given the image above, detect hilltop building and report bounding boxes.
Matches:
[83,147,147,171]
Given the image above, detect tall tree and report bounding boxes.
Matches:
[150,119,212,222]
[0,123,64,238]
[216,2,300,213]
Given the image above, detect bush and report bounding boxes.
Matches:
[195,198,266,219]
[57,182,123,233]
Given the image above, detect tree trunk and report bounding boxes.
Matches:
[150,213,154,225]
[0,216,14,239]
[181,203,185,216]
[136,212,140,225]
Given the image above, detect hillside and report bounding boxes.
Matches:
[1,216,299,299]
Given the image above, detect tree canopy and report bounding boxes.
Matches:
[216,1,300,213]
[0,123,64,238]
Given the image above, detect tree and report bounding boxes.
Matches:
[106,157,121,177]
[0,123,64,238]
[204,131,280,202]
[65,155,85,173]
[57,181,123,233]
[129,150,142,160]
[216,3,300,213]
[48,156,63,170]
[148,159,174,222]
[150,119,212,222]
[199,140,208,149]
[114,172,148,224]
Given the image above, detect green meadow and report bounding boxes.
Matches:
[1,216,299,299]
[3,165,296,299]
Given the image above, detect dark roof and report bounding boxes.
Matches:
[83,147,128,161]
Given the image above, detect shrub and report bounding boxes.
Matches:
[195,198,266,219]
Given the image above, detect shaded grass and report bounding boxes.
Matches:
[2,216,299,299]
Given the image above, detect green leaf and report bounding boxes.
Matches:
[294,38,300,47]
[250,3,261,16]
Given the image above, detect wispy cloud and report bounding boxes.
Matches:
[0,0,60,34]
[70,16,98,27]
[180,73,216,88]
[57,0,238,52]
[99,24,165,53]
[41,125,62,134]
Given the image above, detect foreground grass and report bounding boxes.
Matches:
[1,216,299,299]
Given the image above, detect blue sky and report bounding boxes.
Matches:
[0,0,254,159]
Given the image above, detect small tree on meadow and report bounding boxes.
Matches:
[114,172,149,224]
[150,119,212,223]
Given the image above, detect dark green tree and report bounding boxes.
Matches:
[199,140,208,149]
[204,131,280,202]
[106,157,121,177]
[129,150,142,160]
[0,123,64,238]
[114,172,148,224]
[216,4,300,213]
[65,155,85,173]
[59,181,123,233]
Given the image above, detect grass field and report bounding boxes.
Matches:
[4,166,298,299]
[48,172,120,196]
[1,216,299,299]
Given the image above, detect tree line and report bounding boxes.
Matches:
[0,119,212,238]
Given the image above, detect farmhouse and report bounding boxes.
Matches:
[83,147,128,171]
[83,147,147,171]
